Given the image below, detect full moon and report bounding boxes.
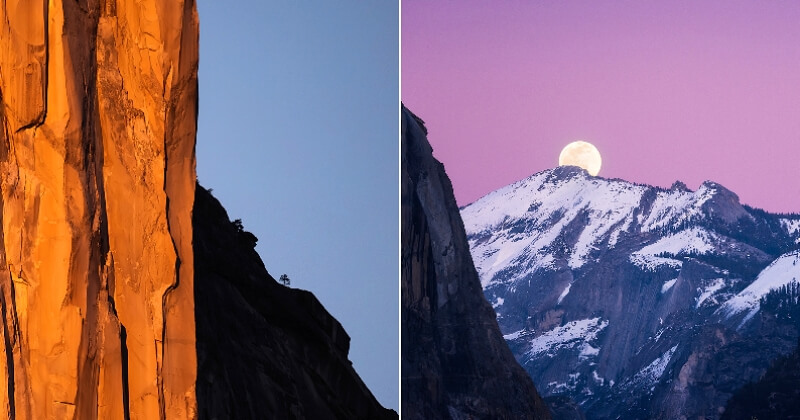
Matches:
[558,140,602,176]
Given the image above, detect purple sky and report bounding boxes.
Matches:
[402,0,800,214]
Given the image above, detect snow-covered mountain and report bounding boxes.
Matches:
[461,166,800,419]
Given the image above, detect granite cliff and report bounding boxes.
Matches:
[0,1,394,419]
[401,105,551,420]
[0,1,198,417]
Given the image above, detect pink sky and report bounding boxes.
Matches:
[402,1,800,214]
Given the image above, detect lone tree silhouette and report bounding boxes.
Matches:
[232,218,244,233]
[279,274,290,286]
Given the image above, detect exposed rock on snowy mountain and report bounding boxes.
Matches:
[461,166,800,419]
[401,106,551,419]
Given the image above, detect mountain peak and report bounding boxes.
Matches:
[463,167,795,279]
[697,180,749,223]
[548,165,591,180]
[670,180,691,192]
[698,180,734,196]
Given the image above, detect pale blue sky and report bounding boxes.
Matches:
[196,1,398,410]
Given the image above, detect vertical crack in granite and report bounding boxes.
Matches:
[0,136,16,417]
[1,276,16,418]
[119,324,131,420]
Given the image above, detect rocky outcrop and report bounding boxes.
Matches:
[722,340,800,419]
[401,105,551,419]
[544,396,586,420]
[0,1,198,418]
[193,185,396,419]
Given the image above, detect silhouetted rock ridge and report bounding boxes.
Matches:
[193,185,396,419]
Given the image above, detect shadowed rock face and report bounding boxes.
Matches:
[193,185,396,420]
[0,1,198,418]
[401,105,551,420]
[722,339,800,419]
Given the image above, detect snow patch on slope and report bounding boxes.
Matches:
[630,228,717,270]
[592,370,605,386]
[557,283,572,304]
[526,317,608,360]
[661,278,677,294]
[503,329,526,340]
[781,218,800,243]
[630,255,683,271]
[492,297,504,309]
[630,345,678,388]
[695,278,726,308]
[579,343,600,360]
[638,227,717,255]
[639,185,716,232]
[719,251,800,322]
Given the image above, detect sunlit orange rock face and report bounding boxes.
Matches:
[0,1,198,418]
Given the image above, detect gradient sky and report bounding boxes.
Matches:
[196,1,397,410]
[403,0,800,214]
